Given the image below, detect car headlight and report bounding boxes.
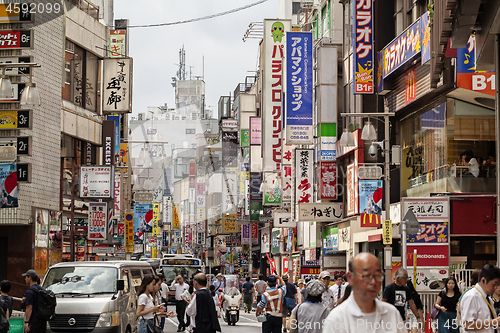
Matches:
[95,311,120,327]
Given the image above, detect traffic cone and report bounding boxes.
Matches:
[425,313,432,333]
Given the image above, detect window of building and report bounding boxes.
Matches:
[400,99,496,197]
[343,1,352,59]
[63,39,99,113]
[292,1,301,15]
[394,0,404,35]
[321,3,330,37]
[186,129,195,134]
[474,240,495,255]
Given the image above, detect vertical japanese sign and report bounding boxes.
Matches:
[152,203,160,237]
[222,131,238,168]
[263,19,291,172]
[103,58,133,113]
[118,139,128,167]
[282,144,293,202]
[295,149,314,204]
[250,117,262,145]
[286,31,313,144]
[102,121,115,166]
[125,212,134,252]
[109,29,126,58]
[172,204,180,229]
[88,203,107,240]
[113,171,120,219]
[163,196,172,225]
[353,0,373,94]
[346,162,359,216]
[319,161,337,200]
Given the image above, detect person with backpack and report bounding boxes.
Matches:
[22,269,46,333]
[0,280,13,333]
[282,274,297,333]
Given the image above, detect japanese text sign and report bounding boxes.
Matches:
[407,221,448,244]
[109,29,126,57]
[295,149,314,204]
[80,166,112,198]
[402,198,449,220]
[223,214,238,233]
[263,19,290,172]
[0,30,32,49]
[163,196,172,225]
[319,161,337,200]
[103,58,132,113]
[125,212,133,252]
[298,203,343,222]
[347,162,359,216]
[88,203,107,240]
[250,117,261,145]
[353,0,373,94]
[286,31,313,144]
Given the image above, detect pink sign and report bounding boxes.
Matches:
[250,117,261,145]
[406,245,449,266]
[295,149,314,204]
[319,162,337,200]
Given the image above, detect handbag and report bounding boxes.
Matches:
[430,305,440,320]
[285,297,296,308]
[257,314,267,322]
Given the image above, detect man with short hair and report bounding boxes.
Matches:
[330,274,346,308]
[461,264,500,332]
[22,269,45,333]
[242,277,255,313]
[256,275,287,333]
[159,276,170,331]
[255,274,268,299]
[382,268,421,324]
[186,273,221,333]
[282,273,297,332]
[319,271,335,311]
[213,273,224,296]
[322,252,405,333]
[171,275,190,332]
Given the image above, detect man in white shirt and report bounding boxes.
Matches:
[461,264,500,333]
[159,276,170,331]
[330,274,346,308]
[171,275,190,332]
[319,271,335,311]
[213,273,224,296]
[186,273,221,333]
[322,252,405,333]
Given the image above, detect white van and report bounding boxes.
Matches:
[42,261,154,333]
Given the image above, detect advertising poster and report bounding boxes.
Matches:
[35,208,49,247]
[0,163,17,208]
[353,0,373,94]
[172,204,180,229]
[109,29,126,58]
[407,221,448,244]
[80,166,112,198]
[48,250,62,267]
[323,225,339,255]
[250,117,262,145]
[359,180,383,215]
[133,203,153,244]
[286,31,313,144]
[118,139,128,167]
[34,248,47,275]
[49,211,62,249]
[241,129,250,147]
[88,202,107,240]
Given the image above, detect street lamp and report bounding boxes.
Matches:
[0,62,41,105]
[340,111,395,284]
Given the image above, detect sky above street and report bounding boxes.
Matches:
[114,0,278,118]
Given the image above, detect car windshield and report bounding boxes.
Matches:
[42,267,118,295]
[162,267,200,285]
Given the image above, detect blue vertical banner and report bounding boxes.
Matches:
[107,115,120,161]
[133,203,153,244]
[353,0,374,94]
[286,31,313,144]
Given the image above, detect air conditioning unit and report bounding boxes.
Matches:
[138,113,145,120]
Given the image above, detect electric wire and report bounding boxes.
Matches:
[122,0,268,28]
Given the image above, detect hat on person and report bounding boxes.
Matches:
[318,271,331,279]
[298,279,305,285]
[306,279,326,296]
[267,275,277,283]
[22,269,37,279]
[216,273,222,277]
[282,273,289,280]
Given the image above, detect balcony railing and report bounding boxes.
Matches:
[67,0,99,20]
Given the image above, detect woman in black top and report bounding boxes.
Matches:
[0,280,13,333]
[435,277,461,333]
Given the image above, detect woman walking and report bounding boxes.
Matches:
[137,275,161,333]
[435,277,461,333]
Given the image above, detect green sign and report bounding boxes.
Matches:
[74,218,88,227]
[250,201,262,221]
[241,129,250,147]
[264,187,282,205]
[272,229,280,253]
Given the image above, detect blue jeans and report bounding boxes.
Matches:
[437,311,459,333]
[139,318,153,333]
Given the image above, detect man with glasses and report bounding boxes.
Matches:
[382,268,421,325]
[323,252,405,333]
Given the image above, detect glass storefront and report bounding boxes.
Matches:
[401,98,496,196]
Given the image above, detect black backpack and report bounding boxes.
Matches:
[28,286,57,321]
[0,299,8,331]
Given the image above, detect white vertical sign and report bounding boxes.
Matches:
[88,203,107,240]
[163,196,172,225]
